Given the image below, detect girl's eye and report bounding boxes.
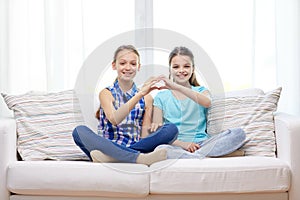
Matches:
[184,65,191,68]
[172,65,179,69]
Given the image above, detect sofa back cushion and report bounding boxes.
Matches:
[1,90,89,161]
[207,87,282,157]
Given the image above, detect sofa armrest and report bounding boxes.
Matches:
[274,112,300,200]
[0,118,17,200]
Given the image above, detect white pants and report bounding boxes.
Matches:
[155,128,246,159]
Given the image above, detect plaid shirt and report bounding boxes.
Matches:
[98,80,145,147]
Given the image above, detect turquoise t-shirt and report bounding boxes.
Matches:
[153,86,208,143]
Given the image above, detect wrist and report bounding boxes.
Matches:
[136,91,145,98]
[171,82,182,92]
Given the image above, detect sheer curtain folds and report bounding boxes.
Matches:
[0,0,299,117]
[2,0,85,94]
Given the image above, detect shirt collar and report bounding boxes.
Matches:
[114,79,138,100]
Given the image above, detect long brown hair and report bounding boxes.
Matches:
[168,46,200,86]
[95,45,140,120]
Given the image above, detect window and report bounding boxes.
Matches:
[153,0,276,92]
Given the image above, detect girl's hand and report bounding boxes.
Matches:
[157,75,176,90]
[149,122,162,132]
[139,76,161,96]
[186,142,201,153]
[180,141,200,153]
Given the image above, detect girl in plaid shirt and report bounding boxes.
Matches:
[73,45,178,165]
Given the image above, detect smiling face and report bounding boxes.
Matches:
[170,55,194,86]
[112,49,140,82]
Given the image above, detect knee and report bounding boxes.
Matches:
[73,125,83,136]
[230,127,246,141]
[72,125,88,141]
[165,123,179,136]
[163,123,179,144]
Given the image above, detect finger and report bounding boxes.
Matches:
[151,79,160,85]
[150,86,160,90]
[150,124,155,132]
[151,123,159,132]
[158,86,168,90]
[145,77,157,86]
[187,145,194,153]
[189,145,198,153]
[194,146,198,151]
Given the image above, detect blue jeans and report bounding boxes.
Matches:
[72,123,178,163]
[155,128,246,159]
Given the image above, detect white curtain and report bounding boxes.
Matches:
[0,0,85,117]
[1,0,85,94]
[1,0,299,117]
[0,0,135,117]
[275,0,300,116]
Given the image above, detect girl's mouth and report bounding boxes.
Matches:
[177,73,188,79]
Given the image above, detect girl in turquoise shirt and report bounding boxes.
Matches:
[152,46,246,158]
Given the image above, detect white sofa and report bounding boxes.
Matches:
[0,112,299,200]
[1,85,300,200]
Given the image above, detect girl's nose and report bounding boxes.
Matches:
[125,63,131,69]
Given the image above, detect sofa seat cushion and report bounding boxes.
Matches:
[150,157,290,194]
[7,161,150,198]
